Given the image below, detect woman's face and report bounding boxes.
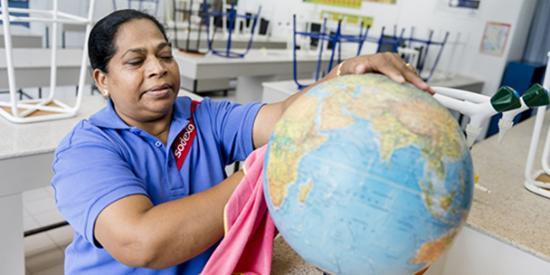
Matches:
[96,19,180,123]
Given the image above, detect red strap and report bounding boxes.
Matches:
[172,100,200,170]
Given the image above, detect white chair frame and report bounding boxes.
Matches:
[0,0,96,123]
[524,52,550,198]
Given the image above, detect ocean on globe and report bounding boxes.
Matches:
[263,74,474,275]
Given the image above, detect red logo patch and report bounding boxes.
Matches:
[172,101,200,170]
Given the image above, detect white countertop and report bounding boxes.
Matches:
[468,109,550,262]
[0,91,203,160]
[174,48,353,80]
[428,74,484,90]
[0,96,106,160]
[0,48,84,68]
[175,48,333,65]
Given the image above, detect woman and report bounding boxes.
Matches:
[51,9,431,275]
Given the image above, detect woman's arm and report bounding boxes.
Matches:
[94,170,244,269]
[252,52,432,148]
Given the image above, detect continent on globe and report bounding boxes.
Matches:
[264,74,474,275]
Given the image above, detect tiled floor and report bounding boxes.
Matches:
[23,187,71,275]
[20,88,236,274]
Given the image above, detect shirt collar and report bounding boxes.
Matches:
[89,97,192,130]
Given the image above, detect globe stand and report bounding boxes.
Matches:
[431,84,550,147]
[524,53,550,199]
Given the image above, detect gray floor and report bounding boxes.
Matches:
[24,186,70,275]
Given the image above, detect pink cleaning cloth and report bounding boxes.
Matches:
[202,145,277,275]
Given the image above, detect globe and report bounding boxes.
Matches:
[263,74,474,275]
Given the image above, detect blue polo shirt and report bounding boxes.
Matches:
[51,96,262,274]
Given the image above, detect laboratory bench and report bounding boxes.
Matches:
[170,31,288,51]
[174,48,354,103]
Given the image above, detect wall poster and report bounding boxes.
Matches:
[480,22,511,56]
[320,10,374,27]
[303,0,362,9]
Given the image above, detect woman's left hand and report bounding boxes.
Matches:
[327,52,434,95]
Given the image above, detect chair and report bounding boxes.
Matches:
[172,0,208,54]
[292,15,368,90]
[0,0,96,123]
[202,0,261,58]
[401,27,449,82]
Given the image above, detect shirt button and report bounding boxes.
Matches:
[155,141,162,147]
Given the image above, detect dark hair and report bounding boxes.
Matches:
[88,9,168,73]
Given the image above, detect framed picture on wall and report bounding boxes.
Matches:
[480,22,511,56]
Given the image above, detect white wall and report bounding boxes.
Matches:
[426,226,550,275]
[264,0,537,97]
